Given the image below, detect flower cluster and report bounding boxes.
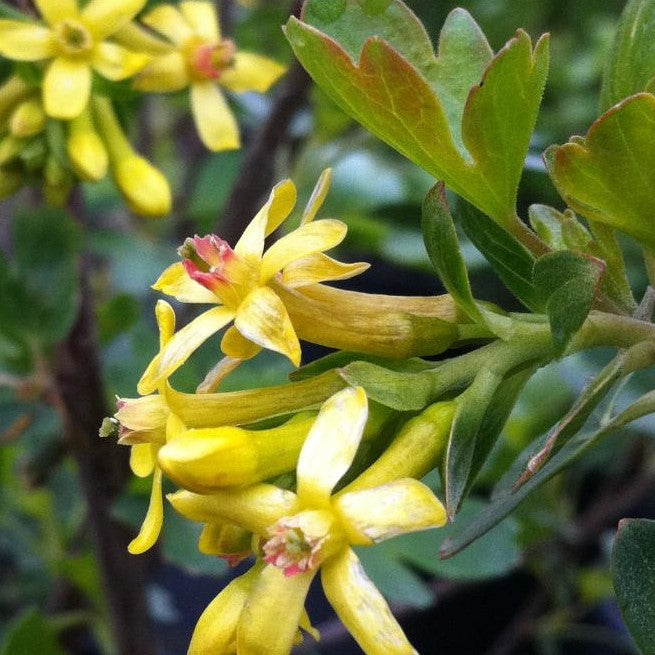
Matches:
[0,0,285,213]
[106,169,468,653]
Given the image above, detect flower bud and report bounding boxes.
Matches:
[114,154,171,217]
[66,109,108,181]
[9,98,46,138]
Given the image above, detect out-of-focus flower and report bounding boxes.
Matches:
[0,0,150,119]
[66,106,108,181]
[138,169,368,393]
[92,95,171,217]
[133,1,286,150]
[170,387,446,654]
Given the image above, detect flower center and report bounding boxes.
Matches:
[188,39,236,81]
[263,510,337,577]
[54,19,93,56]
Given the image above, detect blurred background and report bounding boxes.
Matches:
[1,0,653,653]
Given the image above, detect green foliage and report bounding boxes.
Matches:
[612,518,655,654]
[0,609,65,655]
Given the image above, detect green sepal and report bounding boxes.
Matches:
[612,518,655,654]
[532,251,605,354]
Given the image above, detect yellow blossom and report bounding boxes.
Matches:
[66,106,108,181]
[138,169,369,394]
[133,1,286,151]
[169,387,446,655]
[0,0,150,119]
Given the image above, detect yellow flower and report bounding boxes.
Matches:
[169,387,446,655]
[133,1,286,151]
[110,300,183,554]
[138,169,368,394]
[0,0,150,119]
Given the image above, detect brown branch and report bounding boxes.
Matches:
[215,53,310,241]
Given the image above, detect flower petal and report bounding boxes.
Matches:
[334,479,447,546]
[153,262,218,303]
[180,1,220,43]
[190,82,239,151]
[296,387,368,508]
[220,325,262,360]
[137,306,234,395]
[81,0,148,39]
[128,467,163,554]
[142,4,194,45]
[129,442,156,477]
[233,178,296,260]
[113,21,172,55]
[234,286,300,366]
[188,565,261,655]
[259,219,348,283]
[115,394,168,432]
[219,51,286,93]
[0,22,56,60]
[282,252,370,288]
[300,168,331,224]
[43,57,91,119]
[322,548,417,654]
[92,41,150,81]
[167,486,299,535]
[155,299,176,347]
[34,0,78,25]
[132,51,189,92]
[237,565,314,655]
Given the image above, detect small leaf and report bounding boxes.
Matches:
[532,251,605,353]
[612,518,655,654]
[458,200,541,311]
[285,2,548,226]
[548,93,655,252]
[601,0,655,110]
[0,609,65,655]
[444,368,503,517]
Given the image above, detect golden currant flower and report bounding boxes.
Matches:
[0,0,150,119]
[138,169,368,394]
[169,387,446,655]
[133,1,286,151]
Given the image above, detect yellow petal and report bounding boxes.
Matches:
[92,41,150,81]
[296,387,368,508]
[0,21,56,61]
[34,0,78,25]
[142,4,194,45]
[198,521,251,558]
[301,168,331,224]
[43,57,91,119]
[132,51,189,92]
[113,21,172,55]
[165,411,186,441]
[157,426,258,491]
[259,219,348,283]
[115,394,168,432]
[237,565,314,655]
[233,178,296,260]
[66,110,108,181]
[152,262,218,303]
[167,486,299,535]
[137,306,234,395]
[113,154,171,217]
[180,1,220,43]
[130,442,156,477]
[220,325,262,360]
[128,467,163,554]
[188,566,261,655]
[81,0,148,39]
[155,299,176,347]
[282,252,369,288]
[190,82,239,151]
[234,286,300,366]
[220,51,286,93]
[334,479,447,546]
[322,548,417,655]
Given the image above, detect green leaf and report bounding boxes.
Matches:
[458,200,541,311]
[612,518,655,654]
[1,609,65,655]
[548,93,655,252]
[285,2,549,226]
[532,251,604,353]
[601,0,655,110]
[444,368,503,517]
[422,183,483,323]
